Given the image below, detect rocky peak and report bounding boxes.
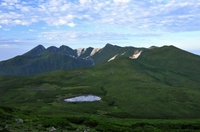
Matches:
[23,44,45,56]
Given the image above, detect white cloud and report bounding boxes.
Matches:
[57,18,67,25]
[0,0,200,31]
[0,44,10,48]
[1,19,9,25]
[13,19,21,24]
[48,0,63,7]
[113,0,130,3]
[45,14,74,26]
[1,2,8,6]
[79,0,91,4]
[20,6,30,12]
[60,4,70,11]
[38,30,136,43]
[68,22,76,27]
[3,0,19,3]
[29,29,35,32]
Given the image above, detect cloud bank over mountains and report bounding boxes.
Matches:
[0,0,200,61]
[1,0,199,31]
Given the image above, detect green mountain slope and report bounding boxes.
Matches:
[91,44,145,64]
[0,54,93,75]
[0,46,200,119]
[138,45,200,83]
[0,43,144,76]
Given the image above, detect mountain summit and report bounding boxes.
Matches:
[24,44,45,56]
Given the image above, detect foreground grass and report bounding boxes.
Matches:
[1,106,200,132]
[1,55,200,131]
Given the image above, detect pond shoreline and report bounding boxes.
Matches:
[60,94,101,103]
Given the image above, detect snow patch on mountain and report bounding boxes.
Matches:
[121,52,126,55]
[76,48,87,57]
[77,48,83,57]
[90,48,101,56]
[82,48,87,54]
[108,54,118,62]
[129,50,142,59]
[77,47,101,57]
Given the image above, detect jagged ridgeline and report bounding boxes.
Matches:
[0,43,145,76]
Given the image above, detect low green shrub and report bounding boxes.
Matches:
[43,117,70,128]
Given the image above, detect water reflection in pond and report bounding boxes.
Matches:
[64,95,101,102]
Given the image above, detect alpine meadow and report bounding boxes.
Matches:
[0,44,200,131]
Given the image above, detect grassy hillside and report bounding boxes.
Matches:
[1,48,200,118]
[138,45,200,83]
[0,54,93,76]
[0,46,200,131]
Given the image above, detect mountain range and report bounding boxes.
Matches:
[0,44,200,119]
[1,43,200,131]
[0,43,146,76]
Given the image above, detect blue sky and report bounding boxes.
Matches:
[1,0,200,61]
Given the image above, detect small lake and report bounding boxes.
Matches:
[64,95,101,102]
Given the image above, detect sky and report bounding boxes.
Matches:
[0,0,200,61]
